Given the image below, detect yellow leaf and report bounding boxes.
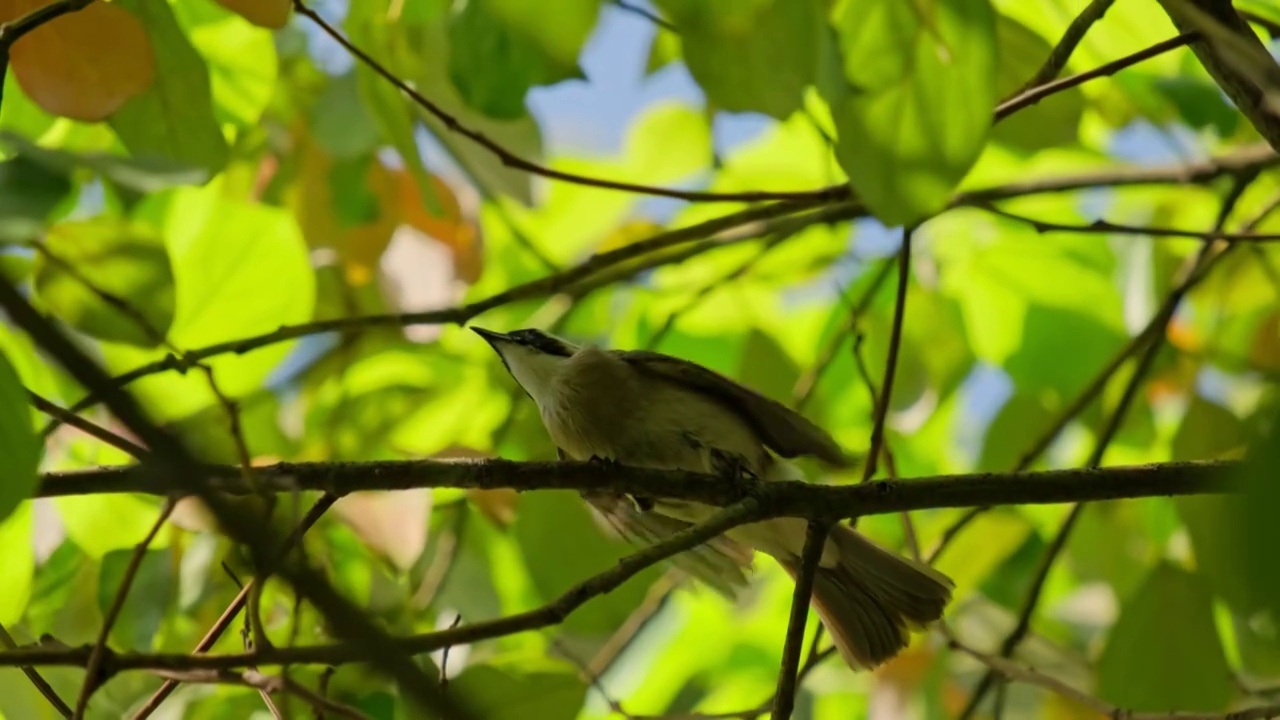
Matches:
[292,137,399,287]
[397,171,484,283]
[213,0,290,28]
[2,0,154,121]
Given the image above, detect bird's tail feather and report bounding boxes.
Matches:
[779,524,953,669]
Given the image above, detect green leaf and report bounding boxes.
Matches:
[1173,395,1244,461]
[1151,75,1240,137]
[1004,305,1128,403]
[104,186,314,422]
[97,548,174,651]
[33,219,176,348]
[512,492,661,636]
[658,0,821,119]
[447,0,585,119]
[54,495,173,559]
[826,0,997,225]
[0,347,38,524]
[0,504,33,624]
[484,0,602,68]
[1097,563,1232,713]
[990,16,1083,151]
[312,72,381,160]
[0,132,210,193]
[645,26,681,75]
[171,0,279,128]
[109,0,230,175]
[449,661,588,720]
[0,155,72,243]
[738,330,800,405]
[978,394,1054,472]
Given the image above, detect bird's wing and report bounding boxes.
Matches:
[583,491,754,598]
[617,350,855,468]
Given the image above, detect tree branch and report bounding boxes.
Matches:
[772,521,831,720]
[37,457,1238,517]
[0,499,766,671]
[1157,0,1280,150]
[0,276,468,719]
[1019,0,1117,90]
[0,622,72,718]
[983,205,1280,242]
[862,228,912,482]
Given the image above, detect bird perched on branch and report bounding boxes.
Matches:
[472,326,953,670]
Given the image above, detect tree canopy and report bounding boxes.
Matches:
[0,0,1279,719]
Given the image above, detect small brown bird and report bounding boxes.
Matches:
[473,326,953,670]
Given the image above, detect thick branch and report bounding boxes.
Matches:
[38,458,1238,518]
[1157,0,1280,150]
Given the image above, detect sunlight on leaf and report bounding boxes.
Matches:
[827,0,997,225]
[53,495,172,559]
[33,219,176,348]
[0,504,33,624]
[173,0,280,128]
[0,347,38,524]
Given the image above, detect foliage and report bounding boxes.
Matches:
[0,0,1277,718]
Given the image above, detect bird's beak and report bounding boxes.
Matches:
[470,326,510,348]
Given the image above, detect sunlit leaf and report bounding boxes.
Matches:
[33,218,175,348]
[109,0,230,175]
[213,0,290,29]
[0,503,33,623]
[1,0,154,121]
[173,0,279,128]
[54,495,172,559]
[1097,563,1232,713]
[827,0,997,225]
[104,185,314,421]
[657,0,821,119]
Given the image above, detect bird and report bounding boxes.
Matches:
[471,326,953,671]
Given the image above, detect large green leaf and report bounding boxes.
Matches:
[826,0,997,225]
[447,0,590,119]
[109,0,230,175]
[0,347,38,524]
[1173,395,1244,461]
[449,661,587,720]
[0,155,71,243]
[103,185,315,421]
[657,0,821,119]
[0,504,33,623]
[171,0,279,128]
[98,548,175,651]
[311,72,382,160]
[990,15,1084,151]
[33,219,176,348]
[1097,563,1232,713]
[512,492,662,636]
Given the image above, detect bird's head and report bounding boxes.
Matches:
[471,327,579,402]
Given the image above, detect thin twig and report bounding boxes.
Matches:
[0,622,73,718]
[861,228,913,482]
[131,492,341,720]
[149,668,370,720]
[983,204,1280,241]
[793,256,897,410]
[612,0,676,32]
[74,498,176,718]
[437,613,464,687]
[1019,0,1117,90]
[951,637,1280,720]
[28,391,147,459]
[995,33,1198,122]
[772,520,832,720]
[46,145,1280,433]
[956,177,1259,719]
[291,0,842,205]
